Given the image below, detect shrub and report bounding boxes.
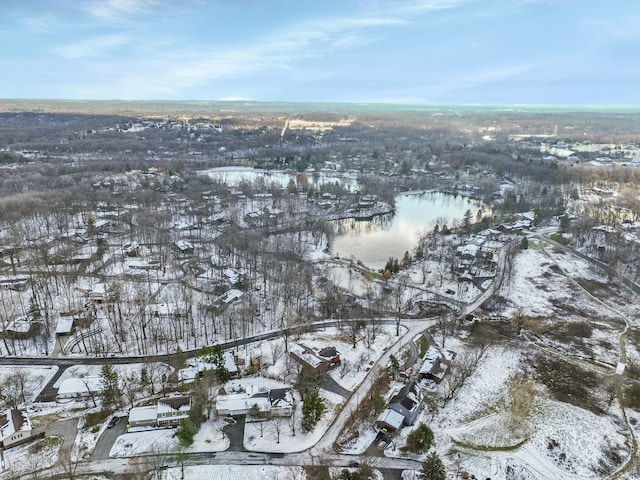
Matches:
[624,383,640,409]
[177,418,198,447]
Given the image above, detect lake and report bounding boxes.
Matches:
[330,191,484,270]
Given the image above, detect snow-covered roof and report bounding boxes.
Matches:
[57,376,103,397]
[56,317,74,334]
[456,244,478,257]
[223,268,242,283]
[176,240,193,251]
[180,352,238,382]
[376,408,404,430]
[178,366,199,383]
[289,343,323,369]
[128,405,157,424]
[216,385,292,415]
[219,289,243,304]
[157,396,191,414]
[419,345,454,379]
[216,393,270,414]
[0,409,32,441]
[223,352,238,374]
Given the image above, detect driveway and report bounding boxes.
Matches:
[223,416,247,451]
[91,416,127,460]
[32,417,78,455]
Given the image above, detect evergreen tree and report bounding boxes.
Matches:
[175,346,187,370]
[100,363,123,411]
[301,390,325,432]
[403,423,434,453]
[420,452,446,480]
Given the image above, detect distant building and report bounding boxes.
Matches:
[178,352,238,383]
[174,240,194,255]
[0,277,29,291]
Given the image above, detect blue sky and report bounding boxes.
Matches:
[1,0,639,104]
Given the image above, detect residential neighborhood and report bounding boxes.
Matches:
[0,100,637,480]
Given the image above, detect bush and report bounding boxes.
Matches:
[85,409,111,428]
[176,418,198,447]
[624,383,640,409]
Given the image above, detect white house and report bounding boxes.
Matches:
[216,387,292,417]
[157,396,192,427]
[56,375,103,400]
[0,409,32,448]
[128,396,192,429]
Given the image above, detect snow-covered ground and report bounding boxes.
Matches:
[110,418,229,457]
[162,465,306,480]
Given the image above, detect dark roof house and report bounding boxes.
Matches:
[387,381,423,427]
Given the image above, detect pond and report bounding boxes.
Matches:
[202,166,359,192]
[330,191,485,271]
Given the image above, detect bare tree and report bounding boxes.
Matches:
[270,414,286,444]
[387,272,415,336]
[441,346,487,406]
[0,368,32,408]
[58,446,82,480]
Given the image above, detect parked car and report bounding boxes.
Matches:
[107,416,120,428]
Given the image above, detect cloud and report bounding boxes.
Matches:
[81,0,160,21]
[52,34,131,58]
[109,12,409,96]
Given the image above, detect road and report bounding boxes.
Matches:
[45,451,423,478]
[5,319,398,402]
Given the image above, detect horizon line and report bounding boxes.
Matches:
[2,98,640,112]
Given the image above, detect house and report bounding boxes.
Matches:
[215,387,293,417]
[289,344,341,372]
[55,316,75,335]
[418,345,455,383]
[157,396,192,427]
[178,352,238,383]
[387,381,423,426]
[2,318,41,340]
[56,375,103,400]
[128,405,158,428]
[0,409,33,448]
[128,396,192,429]
[0,277,29,291]
[174,240,194,255]
[375,408,405,433]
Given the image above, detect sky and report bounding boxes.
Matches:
[1,0,639,105]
